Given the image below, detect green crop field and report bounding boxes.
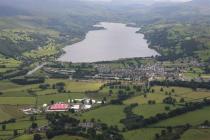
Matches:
[152,106,210,127]
[181,129,210,140]
[81,105,125,128]
[123,128,162,140]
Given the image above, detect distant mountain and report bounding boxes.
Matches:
[0,5,29,17]
[190,0,210,4]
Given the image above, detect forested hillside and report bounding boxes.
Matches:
[1,0,210,62]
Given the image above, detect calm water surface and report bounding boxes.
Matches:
[58,22,158,63]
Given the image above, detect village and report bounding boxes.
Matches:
[42,58,209,83]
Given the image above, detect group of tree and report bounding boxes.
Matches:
[11,77,45,85]
[151,80,210,90]
[110,90,134,105]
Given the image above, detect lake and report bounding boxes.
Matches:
[58,22,159,63]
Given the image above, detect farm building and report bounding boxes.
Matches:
[46,103,70,112]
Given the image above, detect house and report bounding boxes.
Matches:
[79,122,95,129]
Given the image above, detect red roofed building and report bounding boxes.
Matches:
[47,103,70,112]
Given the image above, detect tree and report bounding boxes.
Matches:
[31,122,38,129]
[166,126,173,133]
[180,98,185,103]
[160,87,164,92]
[34,134,42,140]
[109,90,113,96]
[171,89,175,93]
[30,115,36,121]
[13,129,18,136]
[165,106,170,111]
[87,128,96,138]
[89,99,93,105]
[51,100,54,105]
[91,118,95,123]
[2,124,6,131]
[161,130,166,136]
[155,133,160,139]
[203,120,210,126]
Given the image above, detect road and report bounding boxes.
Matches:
[26,62,47,76]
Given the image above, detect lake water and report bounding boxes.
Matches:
[58,22,159,63]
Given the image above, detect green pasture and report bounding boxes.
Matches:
[123,128,162,140]
[81,105,125,128]
[46,79,104,92]
[181,129,210,140]
[0,105,24,122]
[52,135,87,140]
[0,97,35,105]
[152,106,210,127]
[133,104,180,118]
